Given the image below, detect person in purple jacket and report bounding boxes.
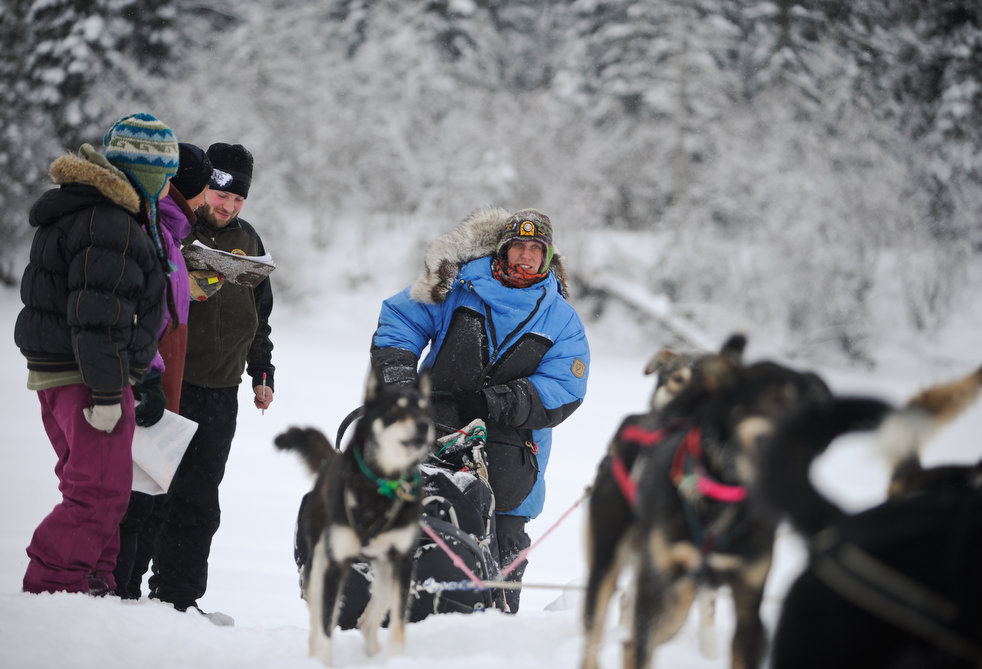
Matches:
[113,142,221,599]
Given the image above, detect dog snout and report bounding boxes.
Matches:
[398,415,432,448]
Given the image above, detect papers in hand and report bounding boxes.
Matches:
[131,410,198,495]
[182,239,276,288]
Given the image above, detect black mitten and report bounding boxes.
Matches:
[455,389,489,423]
[134,370,166,427]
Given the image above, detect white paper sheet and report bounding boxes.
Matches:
[131,410,198,495]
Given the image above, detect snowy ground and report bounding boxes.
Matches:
[1,285,979,669]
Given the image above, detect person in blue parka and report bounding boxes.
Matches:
[371,206,590,612]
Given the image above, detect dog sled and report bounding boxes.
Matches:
[294,417,505,628]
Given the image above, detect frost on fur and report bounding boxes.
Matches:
[409,205,569,303]
[410,206,509,304]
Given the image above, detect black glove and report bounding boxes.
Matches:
[134,370,166,427]
[455,389,489,423]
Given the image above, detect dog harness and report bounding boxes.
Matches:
[343,445,422,546]
[810,527,982,663]
[667,427,747,504]
[612,424,748,507]
[352,445,420,502]
[612,422,750,554]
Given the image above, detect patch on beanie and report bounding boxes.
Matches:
[496,208,555,272]
[206,143,253,198]
[211,169,233,189]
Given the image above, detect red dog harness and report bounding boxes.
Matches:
[611,423,747,508]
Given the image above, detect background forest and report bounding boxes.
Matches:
[1,0,980,367]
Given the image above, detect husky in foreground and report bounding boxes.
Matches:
[275,369,433,665]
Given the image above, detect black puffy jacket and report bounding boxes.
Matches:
[14,150,167,405]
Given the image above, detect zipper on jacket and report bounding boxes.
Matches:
[478,284,547,387]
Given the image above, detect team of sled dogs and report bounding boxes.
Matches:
[276,334,982,668]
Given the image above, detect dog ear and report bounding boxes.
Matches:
[719,333,747,363]
[365,364,383,403]
[700,357,732,393]
[644,348,678,376]
[695,334,746,392]
[417,369,432,398]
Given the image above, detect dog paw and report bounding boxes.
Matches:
[364,637,381,657]
[312,633,333,665]
[698,626,718,659]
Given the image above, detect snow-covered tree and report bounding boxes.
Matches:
[1,0,979,363]
[0,0,189,282]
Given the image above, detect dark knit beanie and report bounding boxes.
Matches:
[171,143,214,200]
[496,208,555,272]
[206,143,253,198]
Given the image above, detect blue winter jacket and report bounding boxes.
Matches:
[372,256,590,519]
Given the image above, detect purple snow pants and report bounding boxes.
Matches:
[23,383,135,594]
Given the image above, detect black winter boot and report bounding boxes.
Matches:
[495,514,531,613]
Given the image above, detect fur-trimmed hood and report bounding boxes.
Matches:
[410,205,569,304]
[47,145,141,215]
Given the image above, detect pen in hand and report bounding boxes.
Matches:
[261,372,267,415]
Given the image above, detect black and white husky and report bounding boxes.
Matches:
[275,368,433,665]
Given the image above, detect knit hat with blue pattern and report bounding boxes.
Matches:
[103,113,179,262]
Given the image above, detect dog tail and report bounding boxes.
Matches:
[876,365,982,469]
[274,426,338,476]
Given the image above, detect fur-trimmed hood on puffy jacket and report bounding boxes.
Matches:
[14,147,167,404]
[373,206,588,519]
[410,205,570,304]
[48,146,142,213]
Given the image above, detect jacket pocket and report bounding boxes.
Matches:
[484,437,539,512]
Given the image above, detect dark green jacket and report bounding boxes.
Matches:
[182,217,274,390]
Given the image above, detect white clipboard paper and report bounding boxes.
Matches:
[131,410,198,495]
